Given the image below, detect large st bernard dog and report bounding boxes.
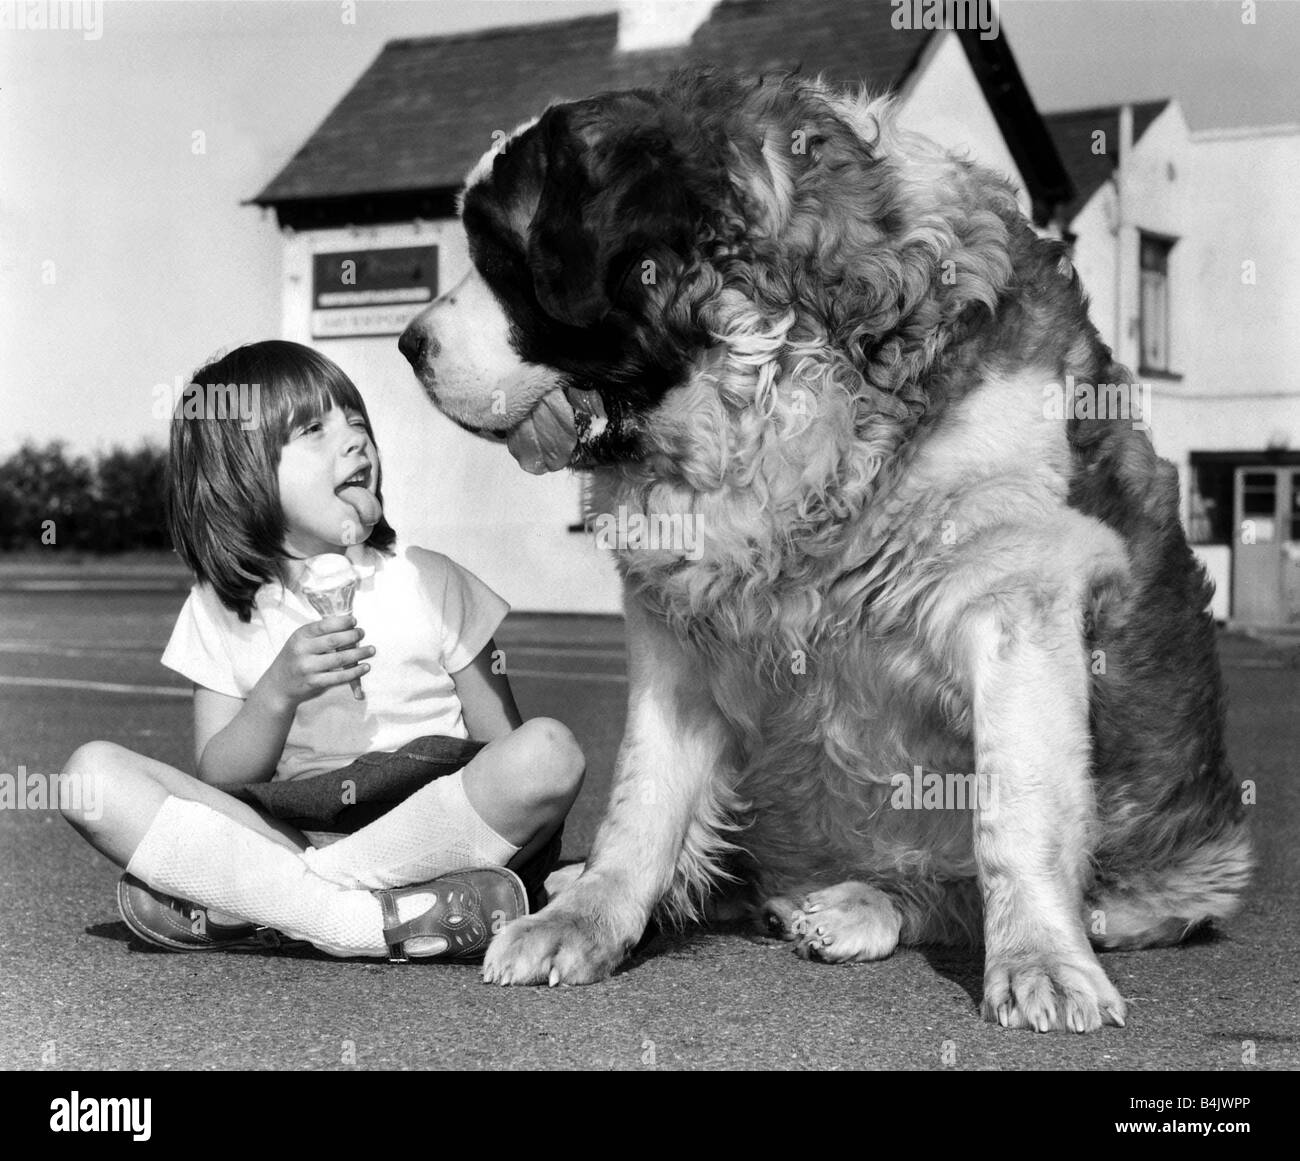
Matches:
[400,67,1251,1031]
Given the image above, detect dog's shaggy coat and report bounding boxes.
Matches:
[400,67,1251,1030]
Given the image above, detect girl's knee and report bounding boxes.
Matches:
[59,741,130,826]
[60,741,114,812]
[516,717,585,802]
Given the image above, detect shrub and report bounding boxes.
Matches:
[0,440,170,553]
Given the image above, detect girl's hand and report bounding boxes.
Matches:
[255,615,374,713]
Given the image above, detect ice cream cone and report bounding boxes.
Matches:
[301,553,364,700]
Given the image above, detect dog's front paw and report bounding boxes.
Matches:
[482,906,627,986]
[982,950,1127,1032]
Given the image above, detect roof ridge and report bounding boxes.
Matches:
[385,10,616,52]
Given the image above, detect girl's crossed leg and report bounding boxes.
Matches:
[60,718,584,956]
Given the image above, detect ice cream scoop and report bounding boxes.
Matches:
[300,553,364,700]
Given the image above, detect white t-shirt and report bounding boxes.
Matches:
[161,542,509,782]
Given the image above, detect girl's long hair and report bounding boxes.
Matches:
[167,340,397,622]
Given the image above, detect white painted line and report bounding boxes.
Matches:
[0,642,158,658]
[1,580,188,592]
[0,675,190,697]
[0,640,628,662]
[0,668,626,697]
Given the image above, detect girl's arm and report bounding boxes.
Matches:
[194,614,371,786]
[451,637,523,742]
[193,682,297,787]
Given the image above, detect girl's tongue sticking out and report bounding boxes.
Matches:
[338,484,382,528]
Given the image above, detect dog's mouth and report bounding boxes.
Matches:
[499,386,621,474]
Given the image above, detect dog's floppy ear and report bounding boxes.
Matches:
[527,97,702,329]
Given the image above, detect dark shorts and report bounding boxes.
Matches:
[232,735,562,910]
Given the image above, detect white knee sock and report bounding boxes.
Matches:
[302,771,519,891]
[126,796,398,957]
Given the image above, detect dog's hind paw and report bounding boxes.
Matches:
[481,908,626,986]
[764,882,903,963]
[982,951,1127,1032]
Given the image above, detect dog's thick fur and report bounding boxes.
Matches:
[400,68,1251,1030]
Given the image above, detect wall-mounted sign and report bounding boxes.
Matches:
[310,245,438,338]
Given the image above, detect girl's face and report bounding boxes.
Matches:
[277,403,381,558]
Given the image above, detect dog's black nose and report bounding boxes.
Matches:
[398,326,426,368]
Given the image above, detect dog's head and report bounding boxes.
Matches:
[400,66,1016,478]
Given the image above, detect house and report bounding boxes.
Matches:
[1045,101,1300,626]
[251,0,1073,612]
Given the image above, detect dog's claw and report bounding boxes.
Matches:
[548,966,561,987]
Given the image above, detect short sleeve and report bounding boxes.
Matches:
[160,585,243,698]
[413,549,510,674]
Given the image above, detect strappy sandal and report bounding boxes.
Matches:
[376,866,528,963]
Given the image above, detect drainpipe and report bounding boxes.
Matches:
[1115,104,1134,369]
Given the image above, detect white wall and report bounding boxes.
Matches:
[1145,125,1300,516]
[1064,111,1300,621]
[1064,111,1300,471]
[897,31,1032,216]
[1066,103,1196,373]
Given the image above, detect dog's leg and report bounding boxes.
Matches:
[483,597,731,985]
[965,589,1127,1032]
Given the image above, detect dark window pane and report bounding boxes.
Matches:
[1243,488,1276,516]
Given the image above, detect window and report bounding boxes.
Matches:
[1139,233,1175,373]
[1189,459,1233,545]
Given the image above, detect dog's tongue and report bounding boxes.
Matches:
[338,486,382,528]
[506,388,580,475]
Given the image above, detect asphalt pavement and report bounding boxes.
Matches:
[1,567,1297,1073]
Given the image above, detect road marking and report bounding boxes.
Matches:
[0,667,626,697]
[0,675,190,697]
[0,579,189,592]
[0,642,159,658]
[0,640,626,661]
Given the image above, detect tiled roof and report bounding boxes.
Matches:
[252,0,936,205]
[1044,101,1171,225]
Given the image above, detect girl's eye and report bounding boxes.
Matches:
[297,421,322,436]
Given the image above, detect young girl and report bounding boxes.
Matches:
[60,340,585,961]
